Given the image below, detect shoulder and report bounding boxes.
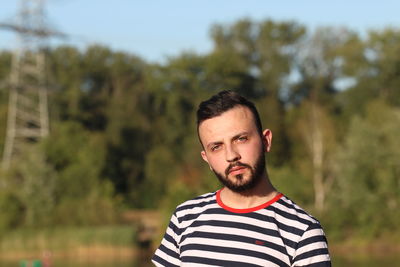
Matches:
[173,191,218,221]
[275,197,331,265]
[272,195,330,261]
[272,194,322,231]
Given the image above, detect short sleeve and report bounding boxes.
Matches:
[292,223,331,267]
[152,212,182,267]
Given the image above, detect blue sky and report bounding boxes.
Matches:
[1,0,400,63]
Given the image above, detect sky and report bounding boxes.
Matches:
[1,0,400,63]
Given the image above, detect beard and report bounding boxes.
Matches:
[212,151,266,193]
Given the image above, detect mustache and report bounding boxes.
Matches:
[225,162,251,176]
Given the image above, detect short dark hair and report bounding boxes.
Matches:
[197,90,263,136]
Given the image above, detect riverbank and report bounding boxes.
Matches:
[0,226,399,262]
[0,245,137,261]
[330,238,400,257]
[0,225,143,261]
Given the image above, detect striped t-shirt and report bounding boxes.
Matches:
[152,190,331,267]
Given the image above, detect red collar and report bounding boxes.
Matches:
[216,189,283,213]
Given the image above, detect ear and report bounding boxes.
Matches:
[201,150,209,164]
[262,129,272,152]
[201,150,213,171]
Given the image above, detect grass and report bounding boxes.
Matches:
[0,225,138,256]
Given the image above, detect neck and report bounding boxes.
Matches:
[220,172,277,209]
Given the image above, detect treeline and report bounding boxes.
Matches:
[0,19,399,240]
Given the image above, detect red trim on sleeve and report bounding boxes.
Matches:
[216,189,283,213]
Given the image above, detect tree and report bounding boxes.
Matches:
[293,101,336,212]
[333,100,400,236]
[209,19,306,166]
[339,28,400,112]
[44,122,116,225]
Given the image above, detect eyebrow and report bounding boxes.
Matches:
[206,132,249,150]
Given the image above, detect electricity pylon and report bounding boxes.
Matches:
[0,0,65,169]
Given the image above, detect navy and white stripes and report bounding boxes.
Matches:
[153,191,331,267]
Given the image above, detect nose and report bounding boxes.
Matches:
[225,145,241,162]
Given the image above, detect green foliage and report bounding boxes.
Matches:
[143,145,178,208]
[0,145,57,228]
[331,100,400,238]
[0,18,399,241]
[0,121,117,232]
[269,166,313,206]
[44,122,117,225]
[0,188,24,232]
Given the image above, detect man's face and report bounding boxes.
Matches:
[199,106,272,193]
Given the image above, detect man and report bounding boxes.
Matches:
[152,90,331,267]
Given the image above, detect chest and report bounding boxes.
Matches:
[178,212,294,266]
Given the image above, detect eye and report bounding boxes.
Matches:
[237,136,248,142]
[211,144,221,151]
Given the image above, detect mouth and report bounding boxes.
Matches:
[228,166,247,175]
[225,162,252,177]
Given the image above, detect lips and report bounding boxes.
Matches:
[228,166,246,175]
[225,162,251,176]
